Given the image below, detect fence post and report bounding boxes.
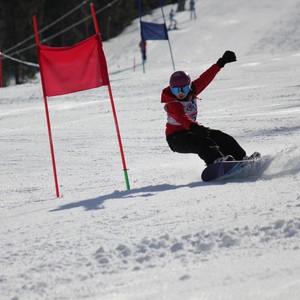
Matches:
[0,53,2,87]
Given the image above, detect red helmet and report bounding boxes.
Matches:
[169,71,191,87]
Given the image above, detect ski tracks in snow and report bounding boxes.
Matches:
[93,217,300,275]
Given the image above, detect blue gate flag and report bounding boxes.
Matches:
[140,21,168,40]
[138,0,175,71]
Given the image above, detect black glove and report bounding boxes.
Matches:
[217,50,236,68]
[190,123,210,138]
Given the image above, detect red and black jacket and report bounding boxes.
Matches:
[161,64,221,136]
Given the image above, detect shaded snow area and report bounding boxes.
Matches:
[1,0,300,299]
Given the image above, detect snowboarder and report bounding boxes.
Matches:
[161,50,258,166]
[189,0,197,20]
[139,40,147,62]
[168,8,177,30]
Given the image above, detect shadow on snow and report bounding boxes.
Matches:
[50,151,300,212]
[50,181,209,212]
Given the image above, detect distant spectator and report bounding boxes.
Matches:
[139,40,147,61]
[189,0,196,19]
[168,8,178,30]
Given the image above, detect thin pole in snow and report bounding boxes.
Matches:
[90,3,130,190]
[160,0,175,71]
[0,53,2,87]
[33,15,60,198]
[138,0,146,73]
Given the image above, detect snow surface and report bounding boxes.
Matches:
[1,0,300,299]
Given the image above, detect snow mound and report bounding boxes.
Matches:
[94,218,300,274]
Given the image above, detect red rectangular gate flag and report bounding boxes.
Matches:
[38,35,109,96]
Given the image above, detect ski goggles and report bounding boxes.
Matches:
[171,85,191,95]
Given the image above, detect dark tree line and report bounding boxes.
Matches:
[0,0,182,86]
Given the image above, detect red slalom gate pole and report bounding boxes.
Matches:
[33,16,60,197]
[106,83,130,190]
[90,3,130,190]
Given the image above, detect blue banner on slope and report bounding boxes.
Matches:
[140,21,168,40]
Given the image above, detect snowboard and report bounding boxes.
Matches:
[201,155,272,182]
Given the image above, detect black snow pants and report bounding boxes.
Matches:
[166,129,246,165]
